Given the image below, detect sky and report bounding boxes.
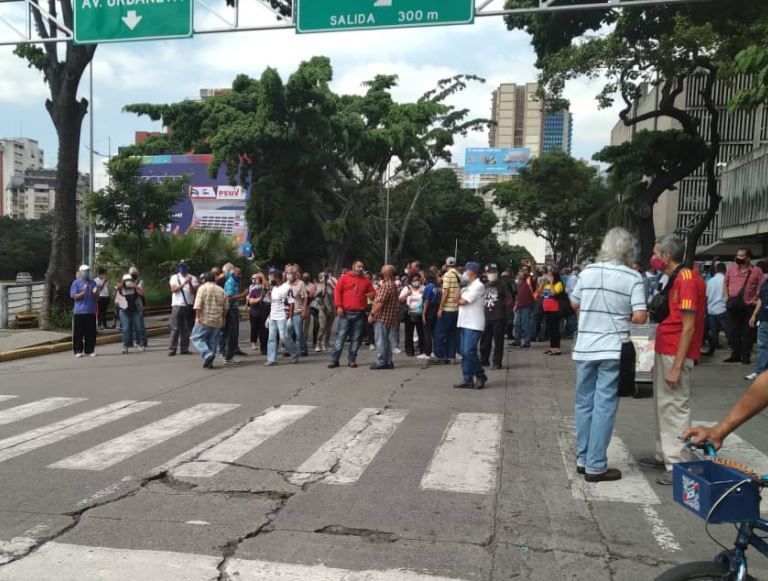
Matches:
[0,0,623,190]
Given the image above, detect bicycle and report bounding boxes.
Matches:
[656,441,767,581]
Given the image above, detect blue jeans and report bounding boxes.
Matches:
[374,322,397,366]
[191,323,221,361]
[331,311,365,363]
[755,323,768,375]
[434,310,459,360]
[514,307,532,346]
[459,328,484,382]
[575,359,621,474]
[268,318,299,363]
[119,308,143,348]
[292,313,308,354]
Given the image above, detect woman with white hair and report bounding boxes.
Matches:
[569,228,648,483]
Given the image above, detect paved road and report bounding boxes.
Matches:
[0,335,766,580]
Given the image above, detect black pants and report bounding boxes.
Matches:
[224,307,240,360]
[97,297,110,328]
[404,315,425,355]
[250,313,269,353]
[480,318,506,366]
[424,315,437,356]
[73,314,97,355]
[727,308,754,362]
[544,312,561,349]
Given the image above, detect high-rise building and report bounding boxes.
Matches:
[610,75,767,251]
[543,110,573,155]
[489,82,544,156]
[4,168,89,220]
[0,138,44,216]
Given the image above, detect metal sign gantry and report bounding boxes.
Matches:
[0,0,720,46]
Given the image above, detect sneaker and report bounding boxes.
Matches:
[394,348,402,354]
[723,356,741,363]
[88,353,97,357]
[348,361,358,368]
[656,471,674,485]
[474,375,487,389]
[315,345,322,353]
[203,355,215,369]
[370,363,390,370]
[137,346,146,352]
[236,350,248,357]
[491,364,503,370]
[637,457,666,470]
[224,359,241,365]
[745,372,759,381]
[328,361,340,369]
[453,381,474,389]
[168,351,177,357]
[291,356,300,364]
[121,348,129,354]
[510,340,521,347]
[369,344,376,351]
[417,354,429,360]
[584,468,622,482]
[264,361,278,367]
[427,357,447,365]
[386,362,395,369]
[75,353,84,358]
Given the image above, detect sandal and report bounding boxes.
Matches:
[543,349,553,355]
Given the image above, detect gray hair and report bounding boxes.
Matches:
[656,234,685,263]
[128,266,139,276]
[597,227,636,265]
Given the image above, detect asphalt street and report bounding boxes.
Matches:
[0,333,766,580]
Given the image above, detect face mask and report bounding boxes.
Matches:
[411,281,421,288]
[287,274,296,282]
[82,271,90,279]
[124,281,133,289]
[487,273,498,282]
[354,269,364,276]
[302,278,310,284]
[650,256,668,272]
[178,266,188,275]
[254,283,262,290]
[735,258,747,266]
[460,274,469,285]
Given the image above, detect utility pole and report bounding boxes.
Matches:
[88,60,95,267]
[383,164,390,264]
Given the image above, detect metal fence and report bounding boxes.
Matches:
[0,283,44,329]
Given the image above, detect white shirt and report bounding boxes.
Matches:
[457,278,486,331]
[399,285,424,314]
[571,262,647,361]
[94,276,110,298]
[269,282,292,321]
[706,272,726,316]
[170,274,198,307]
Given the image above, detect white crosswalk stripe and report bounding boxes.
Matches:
[0,397,86,426]
[171,405,316,478]
[0,543,469,580]
[0,396,19,403]
[49,403,240,470]
[420,412,502,494]
[0,401,160,464]
[289,408,408,486]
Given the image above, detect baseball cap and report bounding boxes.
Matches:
[484,263,498,272]
[79,264,90,272]
[122,274,132,282]
[445,256,456,266]
[464,261,481,274]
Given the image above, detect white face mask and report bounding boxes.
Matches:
[487,273,498,282]
[124,281,133,289]
[411,281,421,288]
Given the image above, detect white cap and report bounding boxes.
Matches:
[79,264,90,272]
[122,274,132,282]
[445,257,456,266]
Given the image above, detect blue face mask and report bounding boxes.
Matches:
[82,271,91,279]
[178,266,188,275]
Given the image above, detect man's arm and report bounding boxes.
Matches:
[170,276,182,294]
[750,298,762,327]
[665,311,696,389]
[684,372,768,450]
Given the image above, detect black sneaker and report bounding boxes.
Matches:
[370,363,389,370]
[328,361,340,369]
[584,468,622,482]
[723,356,741,363]
[203,355,215,369]
[491,364,503,370]
[453,381,474,389]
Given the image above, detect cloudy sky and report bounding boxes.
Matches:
[0,0,622,189]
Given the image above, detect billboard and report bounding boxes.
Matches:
[138,154,251,255]
[464,147,531,175]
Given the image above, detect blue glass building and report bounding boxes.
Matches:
[542,110,573,155]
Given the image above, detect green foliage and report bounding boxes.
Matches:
[492,151,608,265]
[49,306,73,332]
[0,214,54,279]
[124,57,489,269]
[731,44,768,111]
[495,244,535,273]
[87,157,186,263]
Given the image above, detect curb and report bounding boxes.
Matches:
[0,326,169,363]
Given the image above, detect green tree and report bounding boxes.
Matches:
[491,151,608,266]
[87,157,185,264]
[0,214,54,280]
[505,0,768,265]
[730,45,768,111]
[14,5,97,328]
[123,58,488,269]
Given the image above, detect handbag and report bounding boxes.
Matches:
[726,268,752,313]
[618,341,636,397]
[648,266,683,324]
[557,292,574,318]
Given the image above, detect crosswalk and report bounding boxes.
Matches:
[0,394,503,494]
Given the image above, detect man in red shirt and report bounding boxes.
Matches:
[512,266,536,348]
[643,235,706,485]
[328,260,375,369]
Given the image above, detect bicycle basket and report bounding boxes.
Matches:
[673,461,760,524]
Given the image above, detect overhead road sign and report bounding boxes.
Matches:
[295,0,474,33]
[74,0,193,44]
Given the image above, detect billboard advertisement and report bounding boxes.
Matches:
[138,154,251,255]
[464,147,531,175]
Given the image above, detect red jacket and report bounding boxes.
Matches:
[334,273,374,312]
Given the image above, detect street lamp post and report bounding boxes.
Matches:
[88,60,95,267]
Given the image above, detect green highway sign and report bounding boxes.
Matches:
[295,0,474,33]
[74,0,193,44]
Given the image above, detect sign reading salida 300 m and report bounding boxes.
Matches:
[296,0,474,33]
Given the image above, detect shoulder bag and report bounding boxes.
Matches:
[726,268,752,313]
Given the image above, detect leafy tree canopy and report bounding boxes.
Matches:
[0,214,54,280]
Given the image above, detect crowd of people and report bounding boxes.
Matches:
[69,229,768,479]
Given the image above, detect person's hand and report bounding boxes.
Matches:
[336,307,344,317]
[665,366,682,389]
[367,315,374,324]
[750,317,757,329]
[437,308,443,319]
[681,426,723,451]
[301,311,308,321]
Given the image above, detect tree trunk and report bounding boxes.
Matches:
[40,87,89,329]
[392,173,430,262]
